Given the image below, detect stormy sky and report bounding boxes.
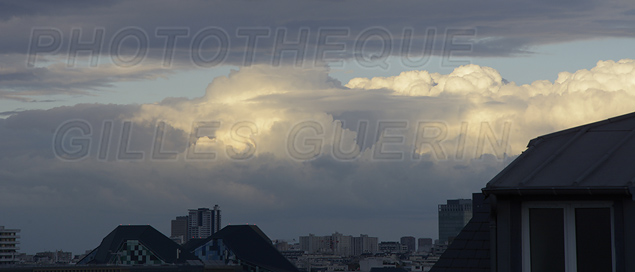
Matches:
[3,0,635,254]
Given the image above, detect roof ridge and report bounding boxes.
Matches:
[527,111,635,147]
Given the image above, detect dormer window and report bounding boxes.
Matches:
[522,202,614,272]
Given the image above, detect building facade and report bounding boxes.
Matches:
[352,234,378,255]
[330,232,352,256]
[438,199,472,244]
[187,205,221,240]
[33,250,72,264]
[417,238,432,253]
[300,233,378,256]
[399,236,416,253]
[378,242,404,253]
[0,226,20,265]
[300,233,351,255]
[170,216,188,243]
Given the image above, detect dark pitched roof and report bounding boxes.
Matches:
[182,238,207,253]
[429,193,490,272]
[484,111,635,196]
[78,225,197,264]
[211,225,299,272]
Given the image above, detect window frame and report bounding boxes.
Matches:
[521,201,615,272]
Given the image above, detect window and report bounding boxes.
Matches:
[522,202,614,272]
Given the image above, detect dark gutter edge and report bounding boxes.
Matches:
[482,186,633,196]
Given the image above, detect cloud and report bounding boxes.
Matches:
[0,0,120,21]
[4,59,635,253]
[0,1,632,61]
[346,65,504,96]
[0,54,175,100]
[123,59,635,165]
[347,59,635,151]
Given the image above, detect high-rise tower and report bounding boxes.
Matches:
[0,226,20,265]
[187,205,221,240]
[438,199,472,244]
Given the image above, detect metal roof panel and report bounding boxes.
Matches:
[485,111,635,194]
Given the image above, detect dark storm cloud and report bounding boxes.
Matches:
[1,0,631,58]
[1,0,633,98]
[0,103,142,159]
[0,55,173,101]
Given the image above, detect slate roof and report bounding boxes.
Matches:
[429,193,490,272]
[190,225,299,272]
[484,111,635,196]
[182,238,207,253]
[78,225,197,264]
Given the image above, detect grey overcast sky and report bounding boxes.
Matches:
[3,0,635,254]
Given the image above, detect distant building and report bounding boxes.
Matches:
[378,242,403,253]
[399,236,415,252]
[417,238,432,253]
[300,233,351,255]
[431,243,448,257]
[352,234,378,255]
[0,226,20,265]
[34,250,72,264]
[300,233,377,256]
[429,193,488,271]
[359,257,397,272]
[273,240,289,251]
[438,199,472,244]
[170,215,188,243]
[299,234,316,253]
[187,205,221,240]
[330,232,353,256]
[15,253,34,264]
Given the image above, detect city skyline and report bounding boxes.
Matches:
[8,219,441,255]
[5,221,439,256]
[3,0,635,255]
